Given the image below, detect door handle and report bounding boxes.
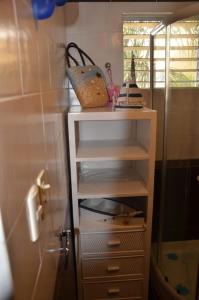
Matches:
[107,265,120,272]
[50,228,71,270]
[107,288,120,295]
[46,247,69,254]
[107,240,121,247]
[36,169,51,190]
[26,184,41,242]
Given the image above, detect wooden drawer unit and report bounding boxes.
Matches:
[81,231,145,255]
[82,256,144,279]
[83,279,143,300]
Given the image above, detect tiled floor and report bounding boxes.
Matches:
[158,240,199,300]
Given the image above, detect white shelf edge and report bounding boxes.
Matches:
[76,140,149,162]
[79,208,146,232]
[77,191,148,199]
[77,168,148,199]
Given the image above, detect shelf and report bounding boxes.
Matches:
[80,208,145,232]
[69,106,156,121]
[76,140,148,162]
[77,168,148,198]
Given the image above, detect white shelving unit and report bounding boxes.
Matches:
[68,106,157,300]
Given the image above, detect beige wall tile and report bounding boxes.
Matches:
[0,97,32,236]
[0,0,21,97]
[42,92,69,230]
[15,0,40,93]
[46,8,66,90]
[38,32,51,92]
[23,95,46,181]
[0,0,67,299]
[7,208,41,300]
[165,132,199,160]
[169,88,199,112]
[166,134,184,160]
[48,39,66,89]
[0,95,46,237]
[32,251,58,300]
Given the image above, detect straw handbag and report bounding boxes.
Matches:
[65,42,109,108]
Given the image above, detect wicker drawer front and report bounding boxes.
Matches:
[81,231,144,254]
[82,256,144,279]
[91,299,142,300]
[83,279,143,300]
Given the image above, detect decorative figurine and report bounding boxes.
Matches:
[115,51,145,109]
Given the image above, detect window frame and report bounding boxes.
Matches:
[123,16,199,89]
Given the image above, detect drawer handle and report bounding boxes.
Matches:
[107,265,120,273]
[107,240,121,247]
[107,288,120,296]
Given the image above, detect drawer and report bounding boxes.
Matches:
[83,279,143,299]
[81,231,145,255]
[82,256,144,279]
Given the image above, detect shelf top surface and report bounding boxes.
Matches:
[80,208,145,232]
[76,140,149,161]
[77,167,148,198]
[68,105,157,120]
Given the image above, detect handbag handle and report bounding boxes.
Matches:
[65,42,95,68]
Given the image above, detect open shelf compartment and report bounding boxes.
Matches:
[77,161,149,198]
[79,196,147,232]
[74,119,152,161]
[76,139,149,162]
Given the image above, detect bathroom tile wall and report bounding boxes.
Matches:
[153,88,199,160]
[0,1,68,300]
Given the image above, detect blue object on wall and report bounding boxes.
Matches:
[56,0,67,6]
[32,0,56,20]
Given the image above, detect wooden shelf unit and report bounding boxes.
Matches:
[68,106,157,300]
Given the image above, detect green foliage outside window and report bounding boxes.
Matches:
[123,19,199,88]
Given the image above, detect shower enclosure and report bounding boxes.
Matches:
[151,16,199,300]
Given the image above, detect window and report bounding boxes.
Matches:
[123,18,199,88]
[170,20,199,87]
[123,20,162,88]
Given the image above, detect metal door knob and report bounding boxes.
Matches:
[46,247,69,254]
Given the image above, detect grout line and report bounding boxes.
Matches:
[39,92,48,167]
[0,93,40,102]
[12,0,24,95]
[36,39,42,95]
[48,40,53,88]
[30,256,43,300]
[6,201,26,242]
[0,88,64,103]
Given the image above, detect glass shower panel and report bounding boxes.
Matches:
[151,25,166,262]
[152,16,199,300]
